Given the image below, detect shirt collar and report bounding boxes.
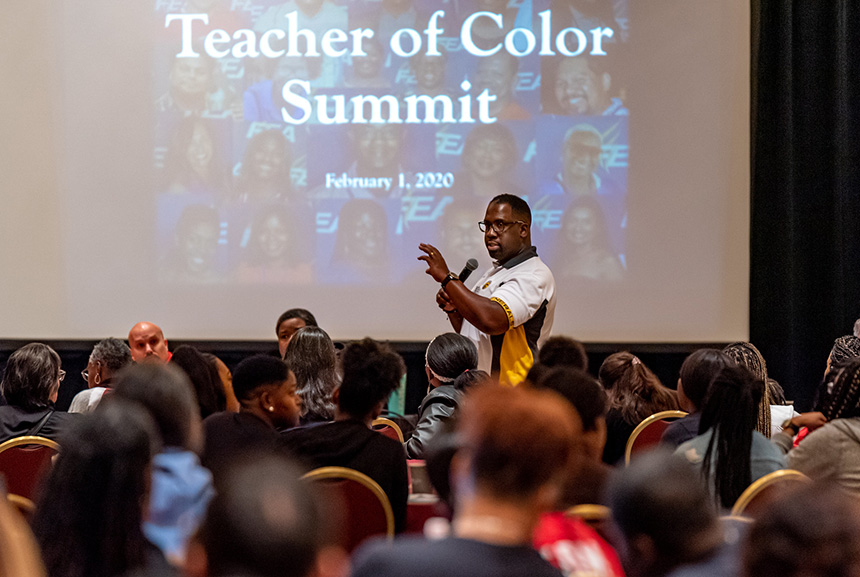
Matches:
[497,246,538,270]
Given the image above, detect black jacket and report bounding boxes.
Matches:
[282,419,408,533]
[405,385,461,460]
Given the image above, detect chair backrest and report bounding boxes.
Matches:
[7,494,35,522]
[0,436,60,501]
[624,410,688,464]
[564,504,611,523]
[731,469,811,517]
[371,418,404,443]
[0,489,46,577]
[564,503,613,543]
[301,466,394,552]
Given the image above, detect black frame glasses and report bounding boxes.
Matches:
[477,219,526,233]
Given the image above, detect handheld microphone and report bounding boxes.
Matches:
[458,259,479,284]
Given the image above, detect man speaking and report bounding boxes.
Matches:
[419,194,555,386]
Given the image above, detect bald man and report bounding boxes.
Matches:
[128,322,171,363]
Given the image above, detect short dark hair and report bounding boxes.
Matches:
[489,194,531,225]
[275,308,318,335]
[1,343,61,410]
[89,338,132,374]
[112,363,200,450]
[608,450,719,566]
[532,367,607,432]
[678,349,733,410]
[458,385,580,499]
[199,454,323,577]
[426,333,478,382]
[743,483,860,577]
[537,336,588,371]
[338,338,405,418]
[232,355,290,402]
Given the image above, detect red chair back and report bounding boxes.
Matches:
[302,467,394,553]
[624,411,688,464]
[0,436,60,501]
[371,418,404,443]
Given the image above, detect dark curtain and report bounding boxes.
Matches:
[751,1,860,408]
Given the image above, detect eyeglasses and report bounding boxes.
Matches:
[478,219,526,233]
[81,369,89,382]
[58,369,66,382]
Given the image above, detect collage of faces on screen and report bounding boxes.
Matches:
[153,0,629,285]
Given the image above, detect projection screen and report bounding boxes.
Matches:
[0,0,749,342]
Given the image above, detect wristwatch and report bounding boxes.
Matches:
[441,272,459,289]
[781,418,799,436]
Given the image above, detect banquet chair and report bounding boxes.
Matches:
[731,469,811,517]
[371,417,404,443]
[302,466,394,552]
[624,410,688,464]
[0,436,60,501]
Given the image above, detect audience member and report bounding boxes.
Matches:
[406,333,479,459]
[660,349,733,448]
[773,356,860,496]
[531,366,612,506]
[529,368,624,577]
[350,385,578,577]
[537,335,589,371]
[128,322,171,364]
[722,341,777,434]
[742,483,860,577]
[276,308,318,358]
[186,453,338,577]
[68,337,132,413]
[202,355,300,481]
[609,450,745,577]
[598,352,678,464]
[203,353,240,413]
[32,401,170,577]
[675,364,785,510]
[283,326,339,425]
[171,345,226,419]
[826,334,860,373]
[112,363,215,565]
[283,338,408,533]
[0,342,77,442]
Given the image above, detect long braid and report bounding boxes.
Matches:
[699,365,763,509]
[723,342,772,437]
[818,357,860,421]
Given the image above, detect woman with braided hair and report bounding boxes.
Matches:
[598,352,679,465]
[778,356,860,497]
[675,364,786,510]
[722,342,780,436]
[405,333,482,459]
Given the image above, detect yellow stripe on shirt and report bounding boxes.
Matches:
[498,325,534,387]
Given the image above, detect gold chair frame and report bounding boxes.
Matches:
[0,436,60,453]
[301,466,395,538]
[565,504,610,523]
[730,469,811,517]
[371,418,404,443]
[7,494,35,516]
[624,410,688,464]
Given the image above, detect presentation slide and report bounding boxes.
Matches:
[0,0,749,342]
